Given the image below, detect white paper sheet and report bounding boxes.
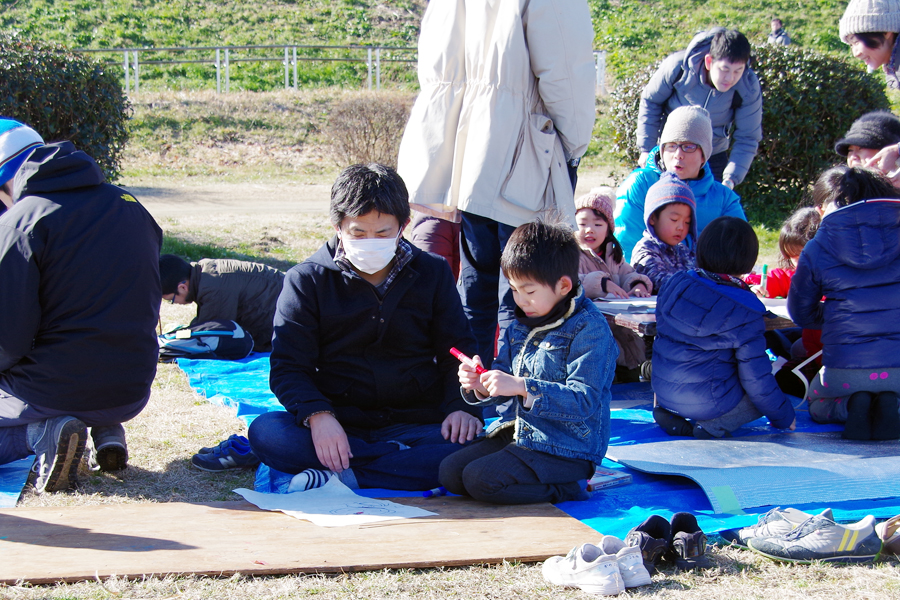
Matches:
[234,477,437,527]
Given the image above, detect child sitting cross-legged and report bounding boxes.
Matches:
[652,216,797,439]
[439,221,617,505]
[631,172,698,294]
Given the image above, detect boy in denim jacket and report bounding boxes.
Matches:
[439,222,617,504]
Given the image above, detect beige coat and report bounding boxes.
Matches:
[398,0,596,228]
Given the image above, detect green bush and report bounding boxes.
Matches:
[608,44,890,226]
[0,33,130,181]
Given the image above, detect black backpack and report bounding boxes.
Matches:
[158,320,254,362]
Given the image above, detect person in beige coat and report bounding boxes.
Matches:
[397,0,596,366]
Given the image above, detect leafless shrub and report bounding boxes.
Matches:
[325,91,415,168]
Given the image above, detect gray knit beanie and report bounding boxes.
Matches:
[840,0,900,43]
[659,106,713,161]
[834,110,900,155]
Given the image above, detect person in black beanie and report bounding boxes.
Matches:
[834,110,900,170]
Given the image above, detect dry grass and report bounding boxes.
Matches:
[5,182,899,599]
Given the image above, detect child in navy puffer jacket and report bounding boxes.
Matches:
[789,166,900,441]
[652,217,796,438]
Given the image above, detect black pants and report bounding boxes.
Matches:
[439,428,593,505]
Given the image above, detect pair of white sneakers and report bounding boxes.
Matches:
[542,536,652,595]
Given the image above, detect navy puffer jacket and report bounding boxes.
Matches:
[653,270,794,427]
[788,199,900,369]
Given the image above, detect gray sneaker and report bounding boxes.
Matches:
[27,416,88,493]
[721,507,834,548]
[90,424,128,471]
[748,514,882,563]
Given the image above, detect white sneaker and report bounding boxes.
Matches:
[598,535,652,588]
[542,543,624,595]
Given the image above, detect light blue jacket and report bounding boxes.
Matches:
[462,291,616,463]
[614,147,746,262]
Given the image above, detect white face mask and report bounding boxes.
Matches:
[340,233,400,274]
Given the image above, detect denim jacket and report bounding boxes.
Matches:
[462,291,617,463]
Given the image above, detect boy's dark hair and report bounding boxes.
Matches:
[778,207,821,268]
[709,29,751,64]
[329,163,410,228]
[501,221,580,290]
[586,208,624,264]
[696,217,758,276]
[854,31,891,50]
[811,165,900,209]
[159,254,192,295]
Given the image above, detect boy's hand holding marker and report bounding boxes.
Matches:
[452,348,528,405]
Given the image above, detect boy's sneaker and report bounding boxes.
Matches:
[720,507,834,548]
[90,424,128,471]
[26,416,88,493]
[669,512,712,569]
[191,439,260,471]
[199,434,250,454]
[876,514,900,556]
[624,514,671,574]
[542,543,625,595]
[598,536,652,588]
[748,514,882,563]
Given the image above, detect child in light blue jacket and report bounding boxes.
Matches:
[439,222,617,505]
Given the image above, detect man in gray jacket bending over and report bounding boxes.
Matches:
[637,28,763,190]
[160,255,284,352]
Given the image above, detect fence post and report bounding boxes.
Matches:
[225,48,230,93]
[216,49,221,94]
[292,46,298,90]
[376,47,381,91]
[133,50,139,94]
[367,48,372,91]
[594,50,607,96]
[124,50,130,93]
[284,47,289,90]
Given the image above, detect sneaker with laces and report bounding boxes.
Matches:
[748,514,882,563]
[90,424,128,471]
[598,536,652,588]
[191,439,260,471]
[669,512,712,570]
[720,507,834,548]
[27,416,88,493]
[542,543,625,595]
[624,514,671,574]
[198,434,250,454]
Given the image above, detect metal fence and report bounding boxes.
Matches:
[74,45,608,95]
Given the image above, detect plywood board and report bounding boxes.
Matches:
[0,497,598,584]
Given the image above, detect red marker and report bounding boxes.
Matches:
[450,347,486,374]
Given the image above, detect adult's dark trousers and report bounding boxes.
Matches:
[248,410,468,491]
[439,428,593,505]
[707,151,728,182]
[458,211,517,367]
[0,388,148,465]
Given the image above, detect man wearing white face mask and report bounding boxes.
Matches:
[248,164,483,492]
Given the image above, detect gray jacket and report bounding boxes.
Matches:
[637,28,763,185]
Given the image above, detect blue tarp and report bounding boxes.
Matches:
[175,356,900,538]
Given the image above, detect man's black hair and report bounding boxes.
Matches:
[812,165,900,209]
[500,221,580,290]
[329,163,410,228]
[709,29,752,64]
[696,216,758,276]
[159,254,192,295]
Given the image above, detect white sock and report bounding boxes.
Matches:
[288,468,334,492]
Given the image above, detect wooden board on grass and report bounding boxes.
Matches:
[0,497,597,584]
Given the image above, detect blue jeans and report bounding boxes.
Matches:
[247,411,468,491]
[458,211,517,368]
